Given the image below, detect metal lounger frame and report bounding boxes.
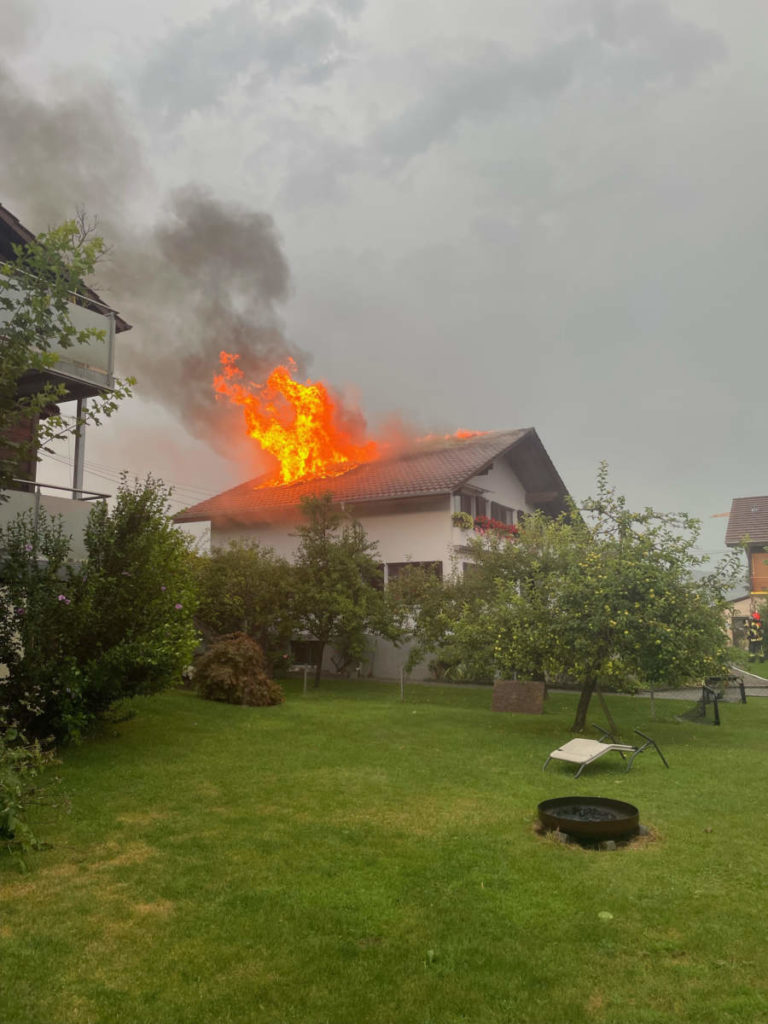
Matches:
[542,725,669,778]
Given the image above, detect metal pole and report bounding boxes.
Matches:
[33,482,40,538]
[73,396,87,500]
[106,311,116,383]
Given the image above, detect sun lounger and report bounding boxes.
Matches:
[543,726,669,778]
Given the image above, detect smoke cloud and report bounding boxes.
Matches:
[110,185,305,461]
[0,64,145,228]
[0,48,304,467]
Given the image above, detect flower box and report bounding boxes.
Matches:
[473,515,518,540]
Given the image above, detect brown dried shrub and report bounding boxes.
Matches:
[195,633,284,707]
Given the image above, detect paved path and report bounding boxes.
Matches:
[629,666,768,700]
[400,668,768,698]
[548,666,768,701]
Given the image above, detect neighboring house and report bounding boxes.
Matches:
[175,428,570,679]
[725,496,768,603]
[0,202,131,559]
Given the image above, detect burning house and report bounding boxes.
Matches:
[176,357,569,678]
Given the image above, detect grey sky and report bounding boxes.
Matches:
[2,0,767,559]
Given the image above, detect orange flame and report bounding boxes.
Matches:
[214,352,379,485]
[417,429,490,442]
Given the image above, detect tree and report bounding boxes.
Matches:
[0,218,133,493]
[292,493,391,687]
[387,528,544,683]
[414,466,741,731]
[492,467,741,731]
[387,562,498,681]
[195,541,294,670]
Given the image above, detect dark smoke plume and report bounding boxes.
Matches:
[0,46,303,463]
[109,186,305,459]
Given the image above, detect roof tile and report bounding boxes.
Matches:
[175,429,531,524]
[725,496,768,546]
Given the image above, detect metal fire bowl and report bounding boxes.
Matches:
[538,796,640,841]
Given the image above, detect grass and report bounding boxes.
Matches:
[2,680,768,1024]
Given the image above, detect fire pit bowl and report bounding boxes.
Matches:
[538,796,639,841]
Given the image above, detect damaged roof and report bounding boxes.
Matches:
[175,428,569,526]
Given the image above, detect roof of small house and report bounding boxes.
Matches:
[0,201,131,333]
[174,427,569,526]
[725,496,768,547]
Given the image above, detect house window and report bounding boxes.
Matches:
[475,497,488,517]
[490,502,514,524]
[387,560,443,583]
[460,494,474,515]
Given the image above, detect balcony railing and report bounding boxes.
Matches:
[0,480,110,561]
[0,282,117,394]
[9,478,109,503]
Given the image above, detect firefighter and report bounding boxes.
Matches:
[747,612,764,662]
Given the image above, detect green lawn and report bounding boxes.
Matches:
[2,681,768,1024]
[736,660,768,680]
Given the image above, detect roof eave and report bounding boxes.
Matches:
[0,202,132,333]
[172,488,455,527]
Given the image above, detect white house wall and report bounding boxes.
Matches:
[353,504,453,570]
[212,499,454,573]
[465,458,530,513]
[213,520,304,560]
[207,460,532,682]
[211,500,452,682]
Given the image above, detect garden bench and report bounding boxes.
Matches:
[543,725,669,778]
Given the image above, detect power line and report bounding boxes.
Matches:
[42,451,218,505]
[44,451,214,497]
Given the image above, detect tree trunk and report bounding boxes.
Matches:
[313,642,325,688]
[595,683,620,739]
[570,677,597,733]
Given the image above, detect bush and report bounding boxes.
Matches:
[0,718,62,856]
[196,633,285,707]
[194,541,293,671]
[0,507,88,742]
[76,474,199,716]
[0,476,199,743]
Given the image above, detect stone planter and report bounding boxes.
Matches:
[492,679,545,714]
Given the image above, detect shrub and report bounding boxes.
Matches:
[74,474,199,717]
[194,541,293,671]
[196,633,285,707]
[451,511,473,530]
[0,718,62,856]
[0,507,88,742]
[0,476,199,743]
